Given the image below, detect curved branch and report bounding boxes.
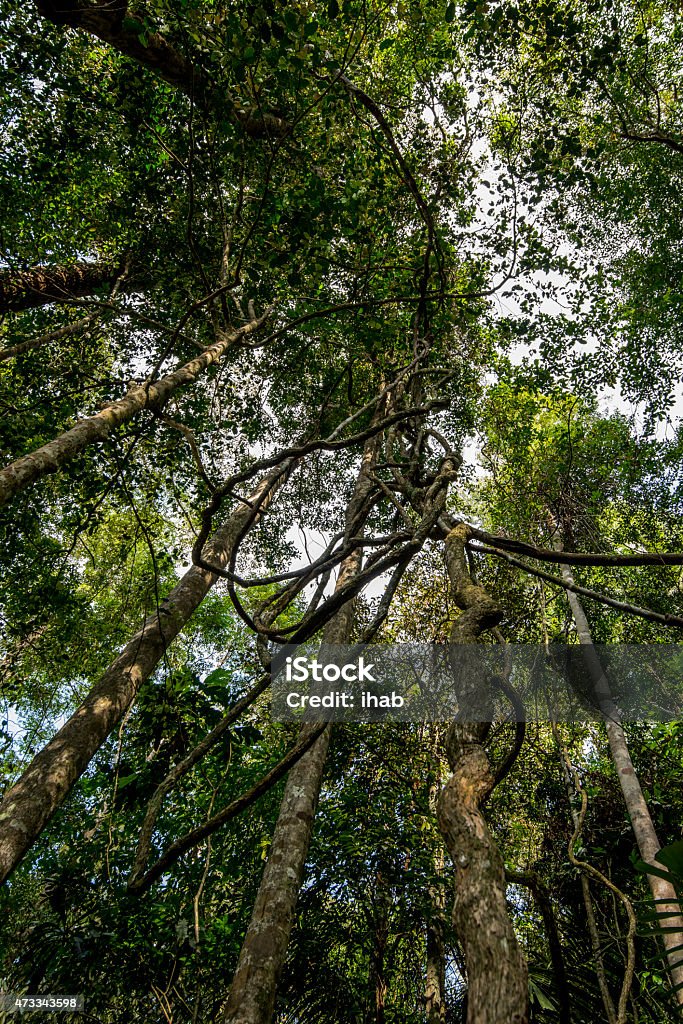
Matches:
[470,543,683,629]
[129,672,271,886]
[462,524,683,567]
[129,723,328,893]
[192,400,448,579]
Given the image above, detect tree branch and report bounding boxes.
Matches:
[33,1,287,139]
[129,723,328,893]
[460,524,683,567]
[620,129,683,155]
[128,672,271,886]
[0,309,271,509]
[0,259,121,313]
[471,542,683,629]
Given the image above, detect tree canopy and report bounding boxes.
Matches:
[1,1,683,1022]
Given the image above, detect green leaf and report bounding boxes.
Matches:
[655,841,683,880]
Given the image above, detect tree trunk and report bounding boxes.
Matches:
[0,317,264,510]
[371,916,388,1024]
[557,552,683,1004]
[221,435,381,1024]
[426,746,447,1024]
[425,904,447,1024]
[437,524,529,1024]
[0,260,120,313]
[33,2,287,138]
[0,461,290,884]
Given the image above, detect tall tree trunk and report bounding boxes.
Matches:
[370,913,388,1024]
[556,550,683,1004]
[0,462,290,884]
[436,523,529,1024]
[0,316,265,510]
[0,260,121,313]
[221,436,381,1024]
[426,738,447,1024]
[425,875,447,1024]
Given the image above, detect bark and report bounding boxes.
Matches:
[557,550,683,1004]
[426,746,447,1024]
[221,435,381,1024]
[33,2,287,139]
[0,316,94,363]
[0,319,262,510]
[0,462,290,884]
[370,914,388,1024]
[0,261,119,314]
[436,524,529,1024]
[425,884,447,1024]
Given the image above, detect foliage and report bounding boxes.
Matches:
[1,0,683,1021]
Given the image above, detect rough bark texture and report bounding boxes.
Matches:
[34,1,287,138]
[0,261,119,313]
[437,524,529,1024]
[220,719,333,1024]
[0,464,289,884]
[557,553,683,1004]
[221,437,380,1024]
[0,321,260,510]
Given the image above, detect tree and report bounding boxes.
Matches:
[2,2,683,1022]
